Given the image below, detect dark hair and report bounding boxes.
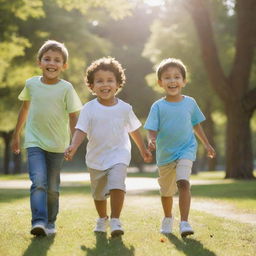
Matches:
[85,57,126,93]
[37,40,68,64]
[157,58,187,80]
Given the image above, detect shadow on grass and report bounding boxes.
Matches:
[165,234,216,256]
[0,185,92,203]
[81,233,135,256]
[23,235,55,256]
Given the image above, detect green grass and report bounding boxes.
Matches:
[0,181,256,256]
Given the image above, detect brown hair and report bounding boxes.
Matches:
[85,57,126,93]
[157,58,187,80]
[37,40,68,64]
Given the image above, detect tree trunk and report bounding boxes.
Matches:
[1,131,13,174]
[12,153,22,174]
[225,102,254,179]
[202,101,217,171]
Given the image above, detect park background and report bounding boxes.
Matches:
[0,1,256,256]
[0,0,256,179]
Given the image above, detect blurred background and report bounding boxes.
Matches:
[0,0,255,179]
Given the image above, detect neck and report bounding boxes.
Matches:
[165,94,183,102]
[41,76,60,85]
[97,97,117,106]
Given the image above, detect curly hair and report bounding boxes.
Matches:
[85,57,126,93]
[157,58,187,80]
[37,40,69,64]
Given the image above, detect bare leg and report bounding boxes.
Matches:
[110,189,125,218]
[161,196,173,217]
[177,179,191,221]
[94,200,107,218]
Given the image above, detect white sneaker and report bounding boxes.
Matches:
[30,224,47,236]
[110,218,124,237]
[46,224,56,236]
[180,221,194,237]
[160,217,173,234]
[94,217,109,233]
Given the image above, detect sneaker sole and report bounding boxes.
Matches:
[31,227,47,236]
[111,230,124,237]
[181,231,194,238]
[94,230,107,233]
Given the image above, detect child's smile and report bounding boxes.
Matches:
[38,50,66,84]
[158,66,186,101]
[90,70,120,106]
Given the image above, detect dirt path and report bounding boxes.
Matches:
[0,173,255,225]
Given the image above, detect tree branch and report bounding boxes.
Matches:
[230,0,256,95]
[184,0,231,102]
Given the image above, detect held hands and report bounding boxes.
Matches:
[141,148,153,163]
[64,145,77,161]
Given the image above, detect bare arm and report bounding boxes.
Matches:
[129,128,152,163]
[69,111,79,136]
[11,101,30,154]
[194,123,216,158]
[64,129,87,160]
[147,130,157,151]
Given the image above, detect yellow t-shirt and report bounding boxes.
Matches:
[19,76,82,152]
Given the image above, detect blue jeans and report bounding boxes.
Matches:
[27,147,64,227]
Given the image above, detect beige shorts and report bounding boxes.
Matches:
[158,159,193,197]
[88,163,127,200]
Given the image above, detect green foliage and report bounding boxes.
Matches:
[55,0,133,20]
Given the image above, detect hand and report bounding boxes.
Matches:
[11,136,20,154]
[206,144,216,159]
[148,138,156,152]
[142,149,153,163]
[64,145,76,161]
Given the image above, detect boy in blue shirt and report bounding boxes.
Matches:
[144,58,215,237]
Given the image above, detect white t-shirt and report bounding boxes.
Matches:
[76,98,141,170]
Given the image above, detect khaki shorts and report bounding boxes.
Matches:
[88,163,127,200]
[158,159,193,197]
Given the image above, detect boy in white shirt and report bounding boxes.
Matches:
[65,57,152,237]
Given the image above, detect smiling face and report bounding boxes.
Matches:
[158,66,186,102]
[89,70,120,106]
[38,50,67,84]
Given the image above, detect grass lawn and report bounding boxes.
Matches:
[0,177,256,256]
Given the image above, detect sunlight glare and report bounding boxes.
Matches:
[144,0,165,6]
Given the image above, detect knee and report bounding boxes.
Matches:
[177,180,190,191]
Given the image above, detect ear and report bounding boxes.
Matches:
[158,79,163,88]
[182,79,187,87]
[37,60,42,68]
[116,83,121,91]
[88,83,94,91]
[62,63,68,70]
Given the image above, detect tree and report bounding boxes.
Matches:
[0,0,133,174]
[180,0,256,179]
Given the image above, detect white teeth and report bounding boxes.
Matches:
[47,68,56,72]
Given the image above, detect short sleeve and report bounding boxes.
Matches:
[144,103,159,131]
[191,100,206,126]
[18,83,30,101]
[75,104,90,133]
[65,85,82,113]
[126,107,141,132]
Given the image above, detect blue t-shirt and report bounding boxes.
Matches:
[144,96,205,166]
